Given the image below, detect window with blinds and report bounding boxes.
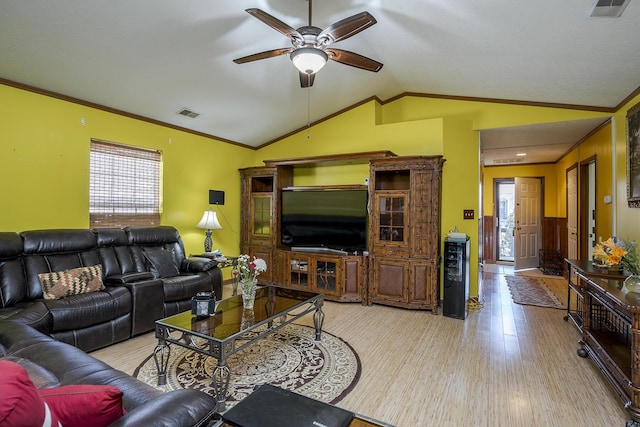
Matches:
[90,139,162,227]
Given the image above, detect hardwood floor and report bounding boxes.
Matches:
[91,267,629,426]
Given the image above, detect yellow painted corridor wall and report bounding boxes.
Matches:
[3,81,636,299]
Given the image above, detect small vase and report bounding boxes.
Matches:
[240,308,255,330]
[241,278,257,309]
[624,275,640,294]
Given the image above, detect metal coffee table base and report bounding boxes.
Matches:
[154,295,324,411]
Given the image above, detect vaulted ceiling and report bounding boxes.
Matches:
[1,1,638,164]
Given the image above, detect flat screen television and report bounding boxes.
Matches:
[281,188,368,252]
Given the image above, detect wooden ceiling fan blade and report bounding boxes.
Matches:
[326,49,383,72]
[245,8,302,42]
[318,12,376,44]
[299,72,315,88]
[233,48,292,64]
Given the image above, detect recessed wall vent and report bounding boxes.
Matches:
[177,108,200,118]
[588,0,631,18]
[493,158,525,165]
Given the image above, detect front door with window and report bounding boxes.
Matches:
[514,177,542,270]
[495,180,515,262]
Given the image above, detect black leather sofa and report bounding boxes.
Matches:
[0,226,223,352]
[0,319,217,426]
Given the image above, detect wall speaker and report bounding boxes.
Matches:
[209,190,225,205]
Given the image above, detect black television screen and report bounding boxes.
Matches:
[281,189,368,251]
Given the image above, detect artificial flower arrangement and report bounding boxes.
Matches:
[234,254,267,282]
[593,237,640,275]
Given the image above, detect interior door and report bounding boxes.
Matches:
[567,167,578,260]
[514,177,542,270]
[580,161,596,260]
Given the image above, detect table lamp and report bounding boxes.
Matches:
[196,209,222,252]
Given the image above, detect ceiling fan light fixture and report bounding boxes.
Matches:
[291,47,328,74]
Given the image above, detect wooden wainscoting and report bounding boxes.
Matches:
[482,216,495,264]
[482,215,567,270]
[541,216,568,275]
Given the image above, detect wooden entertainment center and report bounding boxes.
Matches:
[239,151,445,312]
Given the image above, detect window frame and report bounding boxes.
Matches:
[89,139,162,227]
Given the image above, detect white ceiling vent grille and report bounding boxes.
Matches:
[588,0,631,18]
[492,158,525,165]
[177,108,200,118]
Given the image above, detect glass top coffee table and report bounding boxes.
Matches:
[153,285,324,411]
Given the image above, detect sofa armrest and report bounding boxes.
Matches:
[0,302,52,333]
[108,389,217,427]
[121,279,164,336]
[181,257,216,273]
[105,272,155,284]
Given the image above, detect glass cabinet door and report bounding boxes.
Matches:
[251,194,272,237]
[289,256,310,288]
[315,260,337,292]
[377,194,406,243]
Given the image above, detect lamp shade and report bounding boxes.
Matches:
[196,209,222,230]
[290,47,328,74]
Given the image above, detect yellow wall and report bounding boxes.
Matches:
[483,122,616,255]
[577,123,614,239]
[615,94,640,244]
[0,84,252,259]
[483,163,558,217]
[254,96,608,296]
[441,119,479,292]
[256,101,445,164]
[550,122,615,241]
[4,82,634,298]
[554,147,578,219]
[379,96,609,130]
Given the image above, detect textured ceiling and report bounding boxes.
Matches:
[0,0,638,164]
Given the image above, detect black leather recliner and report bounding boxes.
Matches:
[20,229,132,352]
[0,232,51,331]
[0,319,217,427]
[0,226,223,352]
[123,225,222,317]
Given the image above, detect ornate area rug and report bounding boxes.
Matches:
[134,324,360,405]
[505,275,566,309]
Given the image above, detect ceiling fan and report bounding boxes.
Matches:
[233,0,383,87]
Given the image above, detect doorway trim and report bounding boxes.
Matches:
[494,178,515,263]
[566,164,579,260]
[579,156,597,260]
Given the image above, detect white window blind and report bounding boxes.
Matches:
[90,139,162,227]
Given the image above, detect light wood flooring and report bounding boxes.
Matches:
[91,267,629,426]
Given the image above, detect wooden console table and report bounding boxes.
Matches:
[564,259,639,426]
[564,259,627,331]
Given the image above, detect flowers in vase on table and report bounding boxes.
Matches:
[234,254,267,282]
[619,240,640,276]
[593,237,640,275]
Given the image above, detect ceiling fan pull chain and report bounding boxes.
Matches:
[307,84,311,139]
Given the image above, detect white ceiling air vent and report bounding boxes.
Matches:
[493,158,525,165]
[588,0,631,18]
[177,108,200,118]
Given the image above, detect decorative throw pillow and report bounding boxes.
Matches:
[38,265,105,300]
[0,360,62,427]
[143,246,180,278]
[39,384,125,427]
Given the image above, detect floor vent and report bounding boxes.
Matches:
[588,0,631,18]
[177,108,200,118]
